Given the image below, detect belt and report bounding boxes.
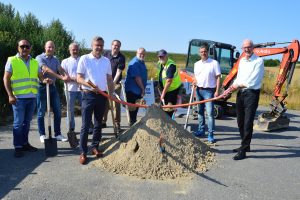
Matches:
[240,88,260,93]
[82,89,94,93]
[197,87,215,90]
[82,89,107,94]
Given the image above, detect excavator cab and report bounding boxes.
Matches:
[180,39,238,118]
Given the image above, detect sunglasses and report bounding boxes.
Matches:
[19,45,31,49]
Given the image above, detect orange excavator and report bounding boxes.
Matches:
[179,39,299,131]
[222,40,299,131]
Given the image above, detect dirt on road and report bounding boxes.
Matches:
[93,105,215,180]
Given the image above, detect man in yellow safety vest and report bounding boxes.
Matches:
[3,39,52,158]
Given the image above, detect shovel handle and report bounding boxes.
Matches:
[46,83,52,138]
[184,86,195,130]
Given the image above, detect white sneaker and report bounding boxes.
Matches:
[55,134,68,142]
[40,135,46,143]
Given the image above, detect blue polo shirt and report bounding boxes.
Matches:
[36,53,60,82]
[125,56,147,95]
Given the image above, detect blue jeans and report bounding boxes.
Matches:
[196,87,215,135]
[66,91,82,130]
[80,92,107,154]
[12,98,36,148]
[37,84,61,136]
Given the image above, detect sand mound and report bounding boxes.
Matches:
[93,105,215,180]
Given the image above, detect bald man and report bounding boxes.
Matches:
[36,41,70,143]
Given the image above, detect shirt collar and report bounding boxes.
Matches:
[42,52,54,58]
[242,53,257,61]
[201,57,210,63]
[88,52,102,59]
[16,53,31,60]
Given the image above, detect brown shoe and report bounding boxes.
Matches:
[91,148,103,158]
[79,153,87,165]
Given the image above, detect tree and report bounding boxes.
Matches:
[0,2,76,120]
[42,19,74,60]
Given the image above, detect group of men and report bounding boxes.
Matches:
[3,37,263,163]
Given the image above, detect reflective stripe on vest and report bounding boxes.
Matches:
[157,58,182,92]
[10,56,39,95]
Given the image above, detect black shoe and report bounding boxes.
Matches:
[233,146,250,153]
[14,148,24,158]
[117,125,122,133]
[233,151,246,160]
[102,123,107,128]
[22,143,38,152]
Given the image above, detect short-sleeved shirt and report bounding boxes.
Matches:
[5,53,40,98]
[158,64,176,89]
[36,53,60,82]
[124,57,147,95]
[194,58,221,88]
[77,53,112,91]
[103,50,125,83]
[61,56,81,91]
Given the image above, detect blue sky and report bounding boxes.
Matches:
[1,0,300,55]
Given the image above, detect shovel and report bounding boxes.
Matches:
[107,87,118,138]
[184,85,195,130]
[44,83,58,157]
[65,83,79,148]
[120,81,130,125]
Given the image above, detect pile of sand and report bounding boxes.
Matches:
[93,105,215,180]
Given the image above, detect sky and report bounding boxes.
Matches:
[1,0,300,55]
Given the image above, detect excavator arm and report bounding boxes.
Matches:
[222,40,300,131]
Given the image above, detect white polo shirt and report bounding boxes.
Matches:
[233,53,264,90]
[77,53,112,91]
[194,58,221,88]
[61,56,81,91]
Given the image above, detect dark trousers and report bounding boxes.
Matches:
[126,91,141,125]
[80,92,107,154]
[236,89,260,150]
[164,88,180,117]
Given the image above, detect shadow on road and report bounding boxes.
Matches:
[0,147,79,199]
[248,144,300,159]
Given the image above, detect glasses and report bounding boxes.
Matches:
[19,45,31,49]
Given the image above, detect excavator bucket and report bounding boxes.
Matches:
[254,112,290,131]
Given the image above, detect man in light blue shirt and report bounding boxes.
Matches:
[222,39,264,160]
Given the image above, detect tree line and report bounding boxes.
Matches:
[0,3,81,114]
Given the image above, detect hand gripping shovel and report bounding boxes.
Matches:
[65,83,79,148]
[44,83,58,157]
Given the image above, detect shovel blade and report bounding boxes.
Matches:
[67,130,79,148]
[45,138,58,157]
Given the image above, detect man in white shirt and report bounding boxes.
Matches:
[222,39,264,160]
[193,45,221,143]
[61,43,82,132]
[76,36,115,165]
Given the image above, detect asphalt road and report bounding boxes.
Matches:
[0,107,300,200]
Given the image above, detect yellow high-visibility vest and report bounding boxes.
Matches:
[157,58,181,92]
[10,56,39,95]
